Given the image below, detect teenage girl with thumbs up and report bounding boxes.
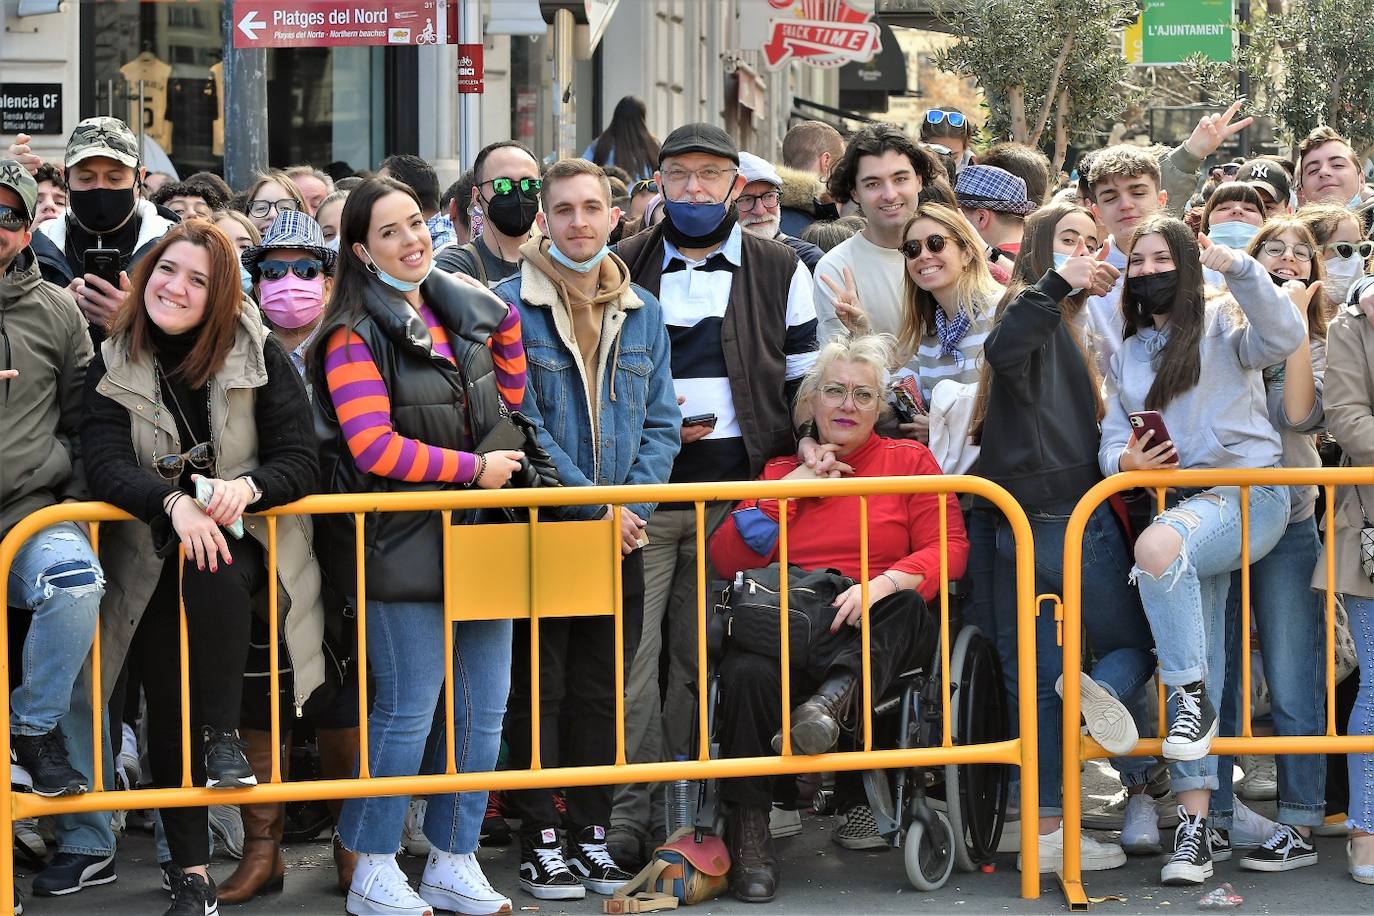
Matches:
[970,203,1156,874]
[1100,215,1307,887]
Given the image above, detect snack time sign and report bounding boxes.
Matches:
[1124,0,1234,65]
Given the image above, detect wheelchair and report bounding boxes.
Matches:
[694,578,1010,892]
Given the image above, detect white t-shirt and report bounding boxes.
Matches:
[812,231,908,345]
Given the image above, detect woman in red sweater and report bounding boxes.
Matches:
[708,333,969,903]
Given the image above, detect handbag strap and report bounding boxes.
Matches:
[1347,456,1373,526]
[604,859,681,914]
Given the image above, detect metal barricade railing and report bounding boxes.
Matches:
[0,474,1044,907]
[1060,467,1374,909]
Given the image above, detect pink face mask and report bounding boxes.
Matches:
[258,274,324,329]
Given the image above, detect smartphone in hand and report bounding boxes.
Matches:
[682,413,717,430]
[1128,410,1179,464]
[83,248,122,288]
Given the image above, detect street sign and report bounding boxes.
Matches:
[761,0,882,71]
[0,83,62,135]
[231,0,448,49]
[1124,0,1234,65]
[457,43,484,94]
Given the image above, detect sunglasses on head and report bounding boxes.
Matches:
[631,179,658,195]
[153,442,214,480]
[1328,241,1374,260]
[900,234,954,259]
[925,109,966,129]
[258,258,323,281]
[486,177,541,196]
[0,205,27,231]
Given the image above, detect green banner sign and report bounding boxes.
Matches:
[1125,0,1234,65]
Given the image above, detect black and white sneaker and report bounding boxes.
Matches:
[164,869,218,916]
[203,728,256,789]
[1207,826,1232,862]
[1239,825,1318,872]
[1161,807,1212,886]
[1161,681,1217,762]
[519,827,585,900]
[31,852,116,896]
[11,728,87,797]
[569,826,632,895]
[161,862,184,897]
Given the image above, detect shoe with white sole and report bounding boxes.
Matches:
[1161,807,1211,885]
[1230,799,1279,849]
[401,799,431,857]
[1162,682,1216,762]
[13,817,46,867]
[518,828,584,900]
[769,806,802,839]
[1057,675,1138,755]
[1119,792,1161,854]
[568,826,633,895]
[420,850,512,915]
[832,805,887,850]
[1207,826,1232,862]
[1239,824,1317,872]
[1017,825,1126,873]
[347,858,434,916]
[208,805,244,860]
[1239,754,1279,801]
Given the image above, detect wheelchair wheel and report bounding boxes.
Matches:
[904,809,956,891]
[942,625,1010,872]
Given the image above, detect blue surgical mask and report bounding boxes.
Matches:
[1207,220,1260,250]
[325,237,340,252]
[240,263,253,294]
[548,241,610,274]
[1051,251,1084,296]
[662,198,729,238]
[363,245,432,293]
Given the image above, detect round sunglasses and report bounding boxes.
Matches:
[900,234,954,260]
[258,258,324,281]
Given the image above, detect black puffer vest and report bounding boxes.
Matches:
[311,269,508,604]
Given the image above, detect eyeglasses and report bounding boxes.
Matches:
[247,198,300,219]
[818,383,880,410]
[1259,239,1314,262]
[925,109,966,129]
[152,442,214,480]
[484,177,541,196]
[258,258,324,281]
[736,189,780,212]
[1327,241,1374,260]
[659,166,738,188]
[631,179,658,195]
[900,234,954,259]
[0,205,26,231]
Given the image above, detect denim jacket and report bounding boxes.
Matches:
[494,260,680,521]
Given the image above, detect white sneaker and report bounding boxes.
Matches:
[420,850,512,915]
[402,799,431,857]
[1017,824,1126,873]
[1057,675,1138,756]
[1231,799,1280,849]
[13,818,45,863]
[1239,755,1278,801]
[1119,792,1162,854]
[347,858,434,916]
[769,806,802,839]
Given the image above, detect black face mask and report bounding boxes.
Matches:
[1127,270,1179,316]
[482,188,539,238]
[1268,271,1310,288]
[68,186,137,235]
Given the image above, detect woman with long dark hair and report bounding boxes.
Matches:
[310,176,527,916]
[1101,214,1306,887]
[584,96,659,181]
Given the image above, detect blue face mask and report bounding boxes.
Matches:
[325,237,340,252]
[1051,251,1084,296]
[240,264,253,294]
[548,241,610,274]
[363,245,432,293]
[662,198,729,238]
[1207,220,1260,250]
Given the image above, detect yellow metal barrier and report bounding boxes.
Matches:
[1060,467,1374,909]
[0,475,1043,909]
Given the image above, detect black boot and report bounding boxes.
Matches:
[784,673,855,756]
[728,806,777,902]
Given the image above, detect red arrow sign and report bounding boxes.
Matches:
[231,0,448,49]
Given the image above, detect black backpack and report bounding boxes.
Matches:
[711,563,854,665]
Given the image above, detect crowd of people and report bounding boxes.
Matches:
[2,90,1374,916]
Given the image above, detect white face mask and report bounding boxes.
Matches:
[1325,253,1366,305]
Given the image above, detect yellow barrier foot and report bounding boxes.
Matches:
[1058,872,1090,911]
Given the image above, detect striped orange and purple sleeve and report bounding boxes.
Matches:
[489,302,526,409]
[323,327,477,484]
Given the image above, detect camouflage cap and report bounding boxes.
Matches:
[65,116,140,170]
[0,159,37,222]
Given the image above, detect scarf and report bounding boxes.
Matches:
[933,305,972,366]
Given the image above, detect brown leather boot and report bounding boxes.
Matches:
[728,805,778,902]
[216,729,287,903]
[317,726,360,893]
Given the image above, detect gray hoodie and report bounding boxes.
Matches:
[1099,252,1307,477]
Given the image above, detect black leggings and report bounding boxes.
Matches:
[135,540,263,867]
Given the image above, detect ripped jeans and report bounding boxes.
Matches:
[7,522,104,736]
[1133,485,1289,793]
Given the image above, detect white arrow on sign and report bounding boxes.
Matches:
[238,10,265,42]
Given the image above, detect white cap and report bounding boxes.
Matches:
[738,151,782,187]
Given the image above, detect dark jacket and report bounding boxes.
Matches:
[310,269,513,604]
[979,270,1104,508]
[778,232,824,271]
[615,223,804,479]
[776,165,832,237]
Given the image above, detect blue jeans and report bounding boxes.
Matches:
[1211,515,1326,828]
[1344,595,1374,832]
[1134,485,1289,793]
[968,501,1156,816]
[337,601,510,855]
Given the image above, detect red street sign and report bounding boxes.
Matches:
[457,43,484,94]
[232,0,448,49]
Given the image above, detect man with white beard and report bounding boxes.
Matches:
[737,152,824,271]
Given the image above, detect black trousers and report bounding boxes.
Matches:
[718,589,936,810]
[137,539,263,866]
[505,550,645,834]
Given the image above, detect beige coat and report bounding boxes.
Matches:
[93,307,325,712]
[1313,305,1374,599]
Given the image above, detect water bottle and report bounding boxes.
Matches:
[664,756,693,835]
